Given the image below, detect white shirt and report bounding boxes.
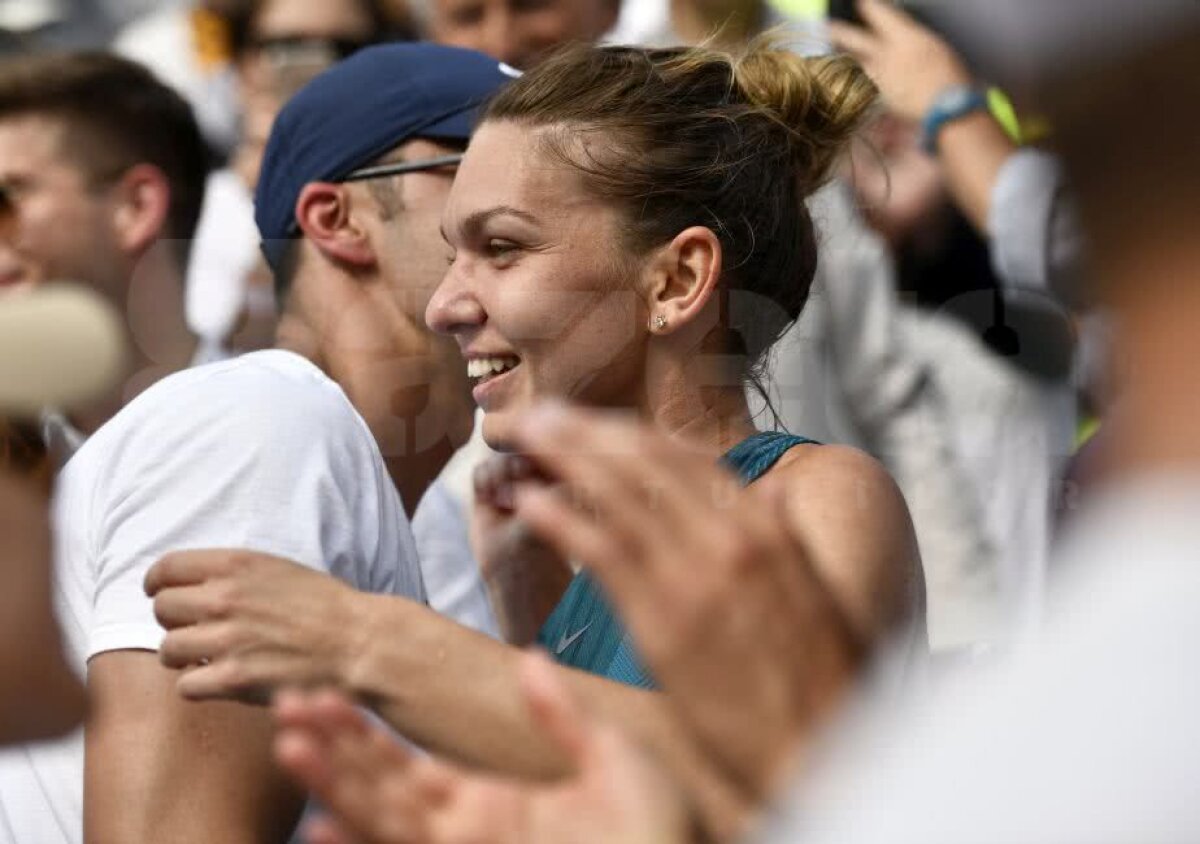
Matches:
[412,478,499,639]
[185,169,262,362]
[0,349,424,844]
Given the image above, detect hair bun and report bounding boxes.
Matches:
[734,45,878,190]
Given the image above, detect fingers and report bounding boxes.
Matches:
[175,659,266,702]
[158,623,232,669]
[517,650,590,766]
[152,584,218,629]
[275,688,429,844]
[856,0,917,34]
[276,728,337,796]
[144,549,226,596]
[475,454,540,513]
[511,484,628,585]
[512,404,724,538]
[827,19,879,59]
[302,814,357,844]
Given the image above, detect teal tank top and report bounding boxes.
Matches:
[535,431,818,689]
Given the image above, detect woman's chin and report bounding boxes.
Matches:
[479,409,520,453]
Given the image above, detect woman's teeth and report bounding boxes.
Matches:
[467,357,519,380]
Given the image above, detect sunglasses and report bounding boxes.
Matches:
[248,35,377,63]
[339,154,465,183]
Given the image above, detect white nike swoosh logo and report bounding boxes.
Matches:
[555,622,592,655]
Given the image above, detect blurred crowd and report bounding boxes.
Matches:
[0,0,1195,842]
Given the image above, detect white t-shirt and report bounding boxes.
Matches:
[185,169,261,362]
[0,349,424,844]
[411,478,499,639]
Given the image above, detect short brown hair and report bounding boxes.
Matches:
[0,52,210,271]
[485,41,877,387]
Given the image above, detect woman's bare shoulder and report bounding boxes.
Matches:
[760,443,923,641]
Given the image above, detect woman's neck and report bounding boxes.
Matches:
[644,378,759,457]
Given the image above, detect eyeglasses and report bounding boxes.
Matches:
[249,35,377,64]
[339,154,465,183]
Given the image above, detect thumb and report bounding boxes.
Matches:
[518,649,593,768]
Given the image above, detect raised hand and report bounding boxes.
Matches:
[274,651,689,844]
[828,0,973,122]
[507,404,886,802]
[471,454,574,645]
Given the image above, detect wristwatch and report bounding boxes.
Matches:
[921,85,989,154]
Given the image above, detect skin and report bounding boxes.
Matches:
[280,138,476,506]
[829,0,1017,234]
[229,0,383,351]
[237,0,377,107]
[0,114,193,431]
[88,138,476,842]
[0,471,85,745]
[272,653,687,844]
[147,119,922,836]
[429,0,619,69]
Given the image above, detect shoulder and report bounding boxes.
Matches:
[75,351,382,498]
[114,351,370,445]
[762,443,923,641]
[770,444,909,521]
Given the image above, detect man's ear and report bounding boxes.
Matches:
[643,226,723,333]
[110,164,171,258]
[294,182,376,269]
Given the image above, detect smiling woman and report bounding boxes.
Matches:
[146,39,925,841]
[427,39,923,688]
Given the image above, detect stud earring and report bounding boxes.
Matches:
[652,314,668,331]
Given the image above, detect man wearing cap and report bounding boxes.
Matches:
[0,43,513,843]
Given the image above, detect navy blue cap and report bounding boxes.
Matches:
[255,42,520,272]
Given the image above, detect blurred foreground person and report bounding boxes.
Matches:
[759,4,1200,842]
[0,284,125,748]
[147,39,923,838]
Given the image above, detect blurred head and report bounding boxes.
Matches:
[227,0,414,187]
[228,0,404,62]
[0,52,208,299]
[429,0,619,69]
[429,42,876,447]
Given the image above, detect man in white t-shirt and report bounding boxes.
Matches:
[0,44,514,843]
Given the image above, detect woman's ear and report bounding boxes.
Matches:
[294,182,376,269]
[643,226,723,334]
[110,164,171,259]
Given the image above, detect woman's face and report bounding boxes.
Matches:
[427,120,649,449]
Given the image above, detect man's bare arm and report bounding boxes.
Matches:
[343,595,750,833]
[85,651,304,844]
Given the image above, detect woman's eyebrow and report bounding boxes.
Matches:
[464,206,540,234]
